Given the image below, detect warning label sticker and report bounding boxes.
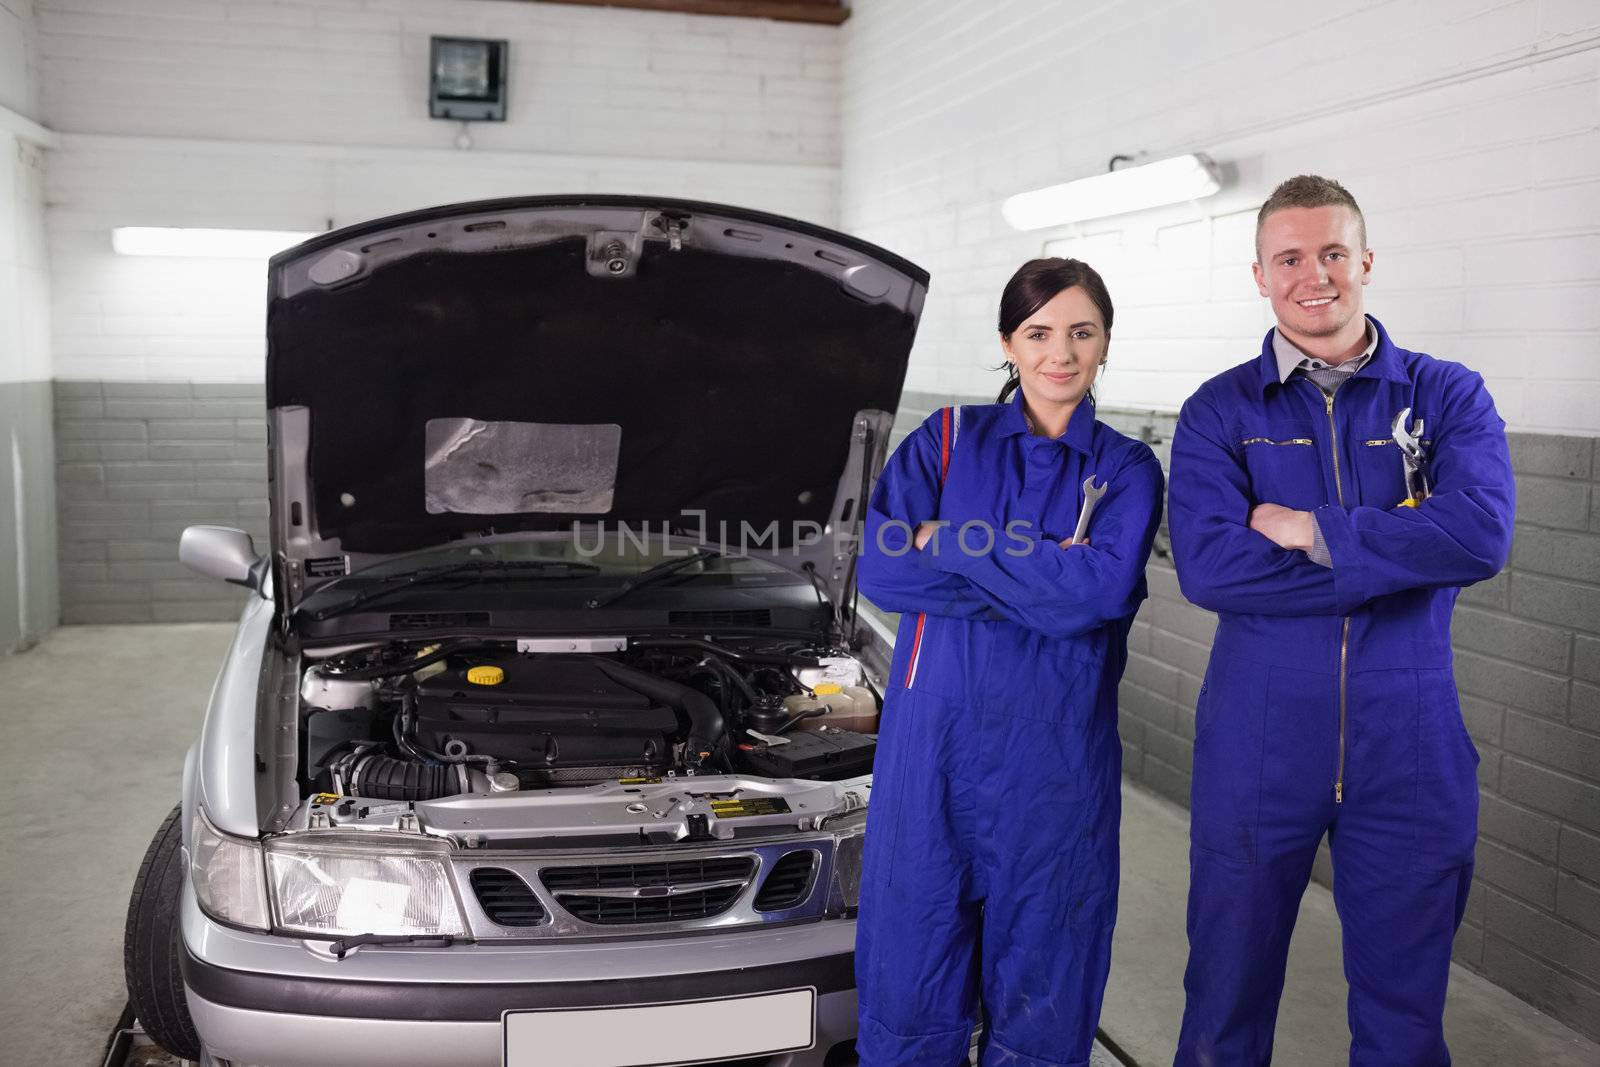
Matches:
[359,802,411,818]
[709,797,791,819]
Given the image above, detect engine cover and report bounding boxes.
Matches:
[414,656,680,785]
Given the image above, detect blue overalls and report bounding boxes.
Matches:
[1168,317,1515,1066]
[854,392,1164,1067]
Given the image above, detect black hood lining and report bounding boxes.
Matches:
[268,238,915,554]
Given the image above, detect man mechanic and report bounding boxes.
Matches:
[1168,174,1515,1066]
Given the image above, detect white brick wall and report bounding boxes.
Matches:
[38,0,839,165]
[0,0,40,121]
[841,0,1600,437]
[2,0,50,386]
[46,134,839,381]
[0,130,52,384]
[36,0,845,383]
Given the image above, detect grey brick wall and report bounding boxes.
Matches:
[53,382,266,623]
[895,390,1600,1041]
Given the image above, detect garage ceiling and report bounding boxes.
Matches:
[504,0,849,25]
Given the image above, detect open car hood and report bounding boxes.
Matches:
[266,196,928,615]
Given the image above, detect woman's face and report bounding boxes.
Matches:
[1000,285,1108,410]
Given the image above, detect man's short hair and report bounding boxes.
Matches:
[1255,175,1366,262]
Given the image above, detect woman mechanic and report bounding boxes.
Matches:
[853,258,1164,1067]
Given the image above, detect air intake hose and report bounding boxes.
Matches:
[347,753,460,801]
[591,659,727,766]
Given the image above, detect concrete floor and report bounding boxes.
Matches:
[0,624,237,1066]
[2,624,1596,1066]
[1101,788,1600,1065]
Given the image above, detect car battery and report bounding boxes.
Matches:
[737,726,876,781]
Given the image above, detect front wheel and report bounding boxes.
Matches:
[124,804,202,1060]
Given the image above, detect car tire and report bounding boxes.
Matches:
[124,804,202,1060]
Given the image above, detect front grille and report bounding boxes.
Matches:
[542,857,755,925]
[541,858,754,891]
[557,884,745,924]
[667,609,771,628]
[470,868,546,926]
[754,850,817,911]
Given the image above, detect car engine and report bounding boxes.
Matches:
[298,637,880,801]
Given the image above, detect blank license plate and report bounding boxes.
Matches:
[503,987,816,1067]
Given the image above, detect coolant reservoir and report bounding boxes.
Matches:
[782,683,878,733]
[796,655,865,690]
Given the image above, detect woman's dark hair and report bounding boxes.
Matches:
[996,257,1114,403]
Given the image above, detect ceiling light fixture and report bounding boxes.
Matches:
[1001,153,1223,231]
[111,227,319,259]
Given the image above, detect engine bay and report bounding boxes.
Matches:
[298,636,881,804]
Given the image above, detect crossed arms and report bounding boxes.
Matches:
[1167,371,1514,617]
[856,413,1164,639]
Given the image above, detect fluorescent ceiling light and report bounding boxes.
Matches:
[1002,153,1222,231]
[112,227,319,258]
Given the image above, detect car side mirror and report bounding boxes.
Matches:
[180,525,264,590]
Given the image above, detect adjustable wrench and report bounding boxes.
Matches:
[1391,407,1429,507]
[1070,475,1108,544]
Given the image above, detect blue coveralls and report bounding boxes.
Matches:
[1168,317,1515,1066]
[854,393,1164,1067]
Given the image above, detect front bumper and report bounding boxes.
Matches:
[181,886,860,1067]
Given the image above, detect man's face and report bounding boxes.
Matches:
[1253,205,1373,342]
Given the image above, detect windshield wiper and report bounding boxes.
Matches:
[306,559,601,621]
[586,548,718,609]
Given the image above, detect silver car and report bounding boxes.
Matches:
[122,196,928,1067]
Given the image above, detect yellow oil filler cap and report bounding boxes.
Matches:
[813,682,843,695]
[466,665,505,686]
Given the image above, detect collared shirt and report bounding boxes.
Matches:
[1270,316,1379,567]
[1271,316,1379,386]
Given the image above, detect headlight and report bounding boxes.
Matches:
[190,809,270,932]
[265,834,467,938]
[825,809,867,915]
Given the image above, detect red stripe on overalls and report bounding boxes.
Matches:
[904,406,952,688]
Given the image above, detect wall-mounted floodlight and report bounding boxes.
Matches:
[430,36,509,122]
[1002,153,1222,231]
[111,227,319,258]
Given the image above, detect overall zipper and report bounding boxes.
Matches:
[1323,392,1350,804]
